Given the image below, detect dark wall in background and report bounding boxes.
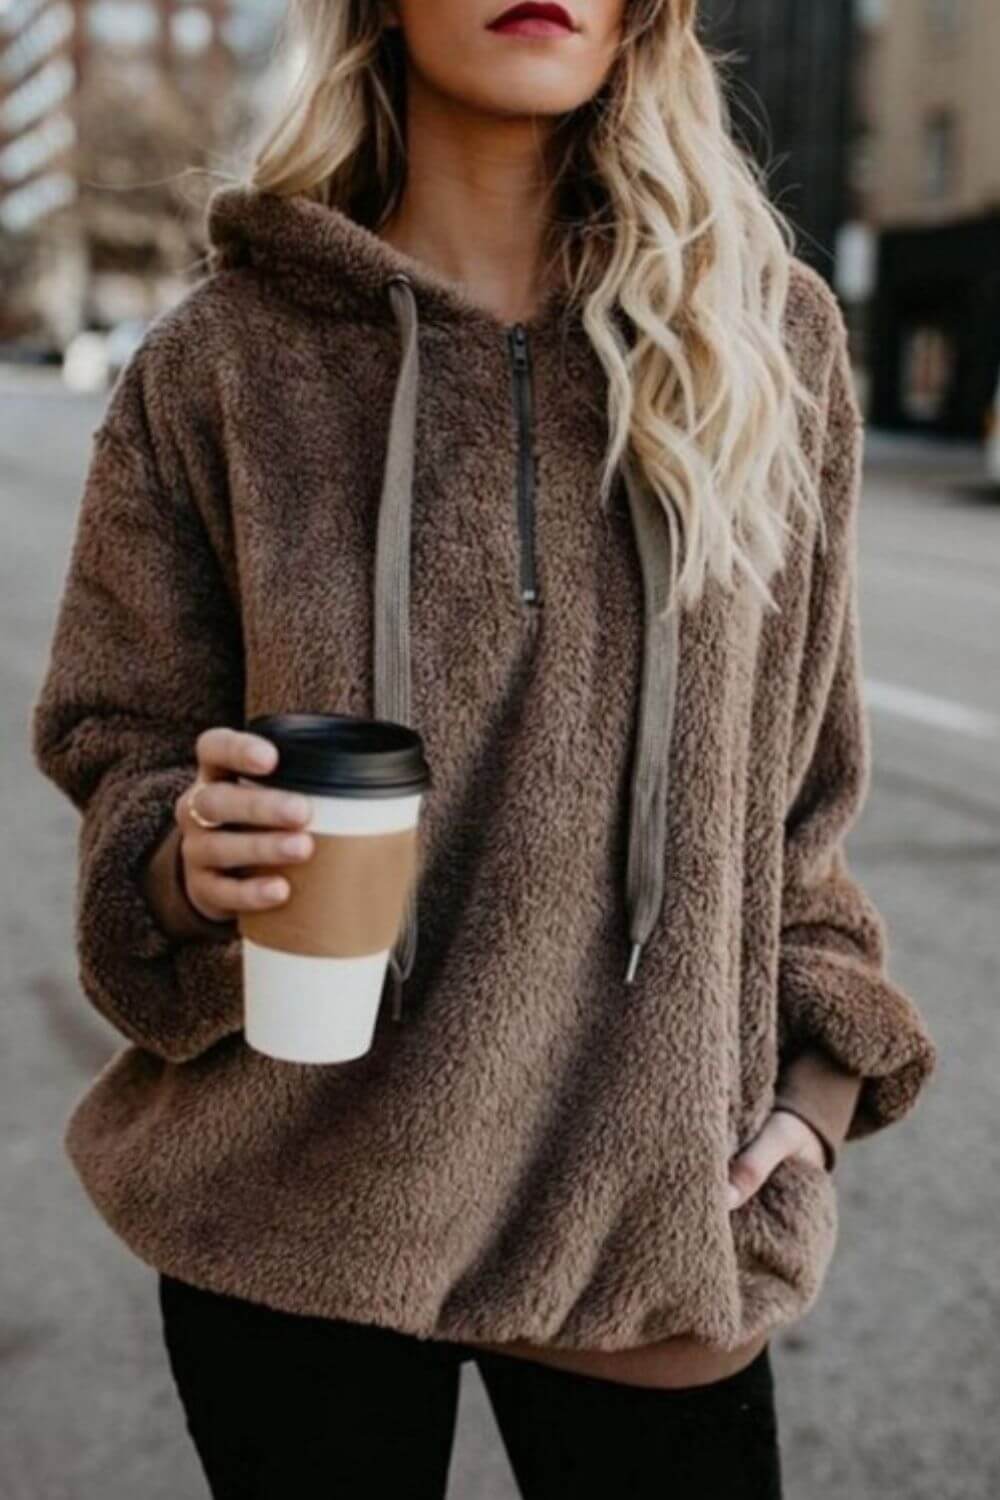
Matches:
[870,217,1000,439]
[698,0,853,285]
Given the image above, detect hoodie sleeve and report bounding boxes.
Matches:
[29,357,246,1065]
[774,306,938,1143]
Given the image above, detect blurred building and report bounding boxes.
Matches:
[0,0,282,340]
[853,0,1000,437]
[698,0,854,284]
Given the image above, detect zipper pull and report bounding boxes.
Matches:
[510,323,529,370]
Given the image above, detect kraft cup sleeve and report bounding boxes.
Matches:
[237,826,418,958]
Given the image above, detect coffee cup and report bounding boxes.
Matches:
[235,712,431,1063]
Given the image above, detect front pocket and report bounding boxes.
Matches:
[729,1151,840,1331]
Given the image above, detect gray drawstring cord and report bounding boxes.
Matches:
[378,274,680,1020]
[376,274,421,1021]
[619,453,680,984]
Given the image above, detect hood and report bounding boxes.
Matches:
[203,183,680,1023]
[205,181,573,333]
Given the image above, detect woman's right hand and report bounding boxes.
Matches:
[174,727,316,924]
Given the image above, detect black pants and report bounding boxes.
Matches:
[158,1271,783,1499]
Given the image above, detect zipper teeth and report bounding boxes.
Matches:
[509,323,538,605]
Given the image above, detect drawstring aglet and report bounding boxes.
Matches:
[624,940,643,985]
[391,976,404,1023]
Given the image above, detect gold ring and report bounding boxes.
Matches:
[187,782,224,830]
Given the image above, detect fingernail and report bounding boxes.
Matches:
[249,740,276,768]
[726,1182,741,1209]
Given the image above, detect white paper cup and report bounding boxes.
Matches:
[233,713,431,1065]
[238,784,424,1063]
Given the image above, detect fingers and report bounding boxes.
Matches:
[178,778,313,833]
[182,829,316,917]
[195,726,279,781]
[188,867,296,915]
[171,727,315,922]
[727,1110,811,1210]
[184,828,315,872]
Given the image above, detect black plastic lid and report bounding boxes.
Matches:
[243,713,431,798]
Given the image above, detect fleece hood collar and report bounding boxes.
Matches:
[205,182,572,333]
[204,184,680,1023]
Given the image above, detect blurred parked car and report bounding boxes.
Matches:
[62,330,109,393]
[0,339,62,366]
[104,318,149,383]
[61,318,150,393]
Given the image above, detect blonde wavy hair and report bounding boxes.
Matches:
[219,0,827,614]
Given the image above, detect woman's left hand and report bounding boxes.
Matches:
[726,1108,828,1210]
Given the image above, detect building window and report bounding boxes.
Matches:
[900,326,955,424]
[923,111,958,199]
[848,125,877,198]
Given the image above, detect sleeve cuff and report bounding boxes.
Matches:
[74,765,245,1060]
[142,820,239,944]
[778,947,938,1141]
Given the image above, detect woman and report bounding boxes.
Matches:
[31,1,938,1495]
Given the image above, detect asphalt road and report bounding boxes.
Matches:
[2,368,997,1499]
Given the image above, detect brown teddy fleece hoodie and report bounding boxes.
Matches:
[30,183,937,1389]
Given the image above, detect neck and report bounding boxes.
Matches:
[375,70,563,326]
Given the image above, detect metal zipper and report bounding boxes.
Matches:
[507,322,539,606]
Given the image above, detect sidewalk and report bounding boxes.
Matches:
[863,425,987,479]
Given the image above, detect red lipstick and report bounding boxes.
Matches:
[487,2,577,38]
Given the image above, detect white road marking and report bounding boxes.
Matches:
[866,678,1000,741]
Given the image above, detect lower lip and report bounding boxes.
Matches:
[489,16,574,37]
